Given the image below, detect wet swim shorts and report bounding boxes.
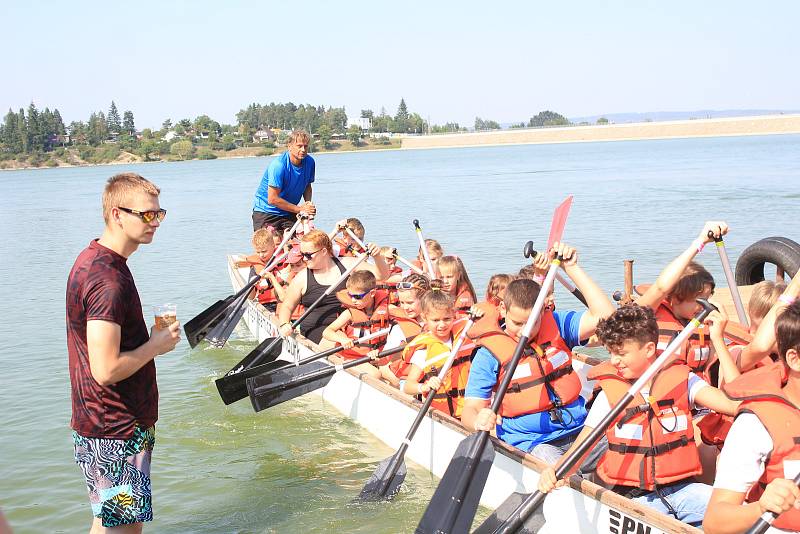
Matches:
[73,425,155,527]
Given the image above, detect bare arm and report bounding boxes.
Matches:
[707,310,741,385]
[267,186,304,215]
[739,271,800,370]
[322,311,354,346]
[86,320,179,386]
[636,221,729,310]
[303,183,313,201]
[461,397,491,432]
[277,271,306,325]
[695,385,739,416]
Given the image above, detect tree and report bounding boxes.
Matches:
[323,107,347,134]
[170,139,194,160]
[53,109,66,136]
[138,139,158,161]
[361,109,374,119]
[596,117,609,125]
[161,118,173,132]
[316,124,333,149]
[393,98,409,133]
[474,117,500,131]
[17,109,28,153]
[87,112,108,145]
[528,110,570,128]
[27,102,42,152]
[107,101,122,134]
[347,124,362,146]
[123,111,136,134]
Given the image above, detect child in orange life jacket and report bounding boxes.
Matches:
[704,298,800,534]
[439,255,478,317]
[329,217,365,257]
[321,270,389,380]
[485,274,512,309]
[402,287,478,419]
[537,304,739,527]
[462,242,615,463]
[275,246,307,321]
[635,221,730,380]
[376,274,430,388]
[235,228,281,309]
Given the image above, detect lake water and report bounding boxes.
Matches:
[1,134,799,533]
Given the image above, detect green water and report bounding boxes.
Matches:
[1,134,799,532]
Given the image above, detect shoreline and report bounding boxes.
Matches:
[400,113,800,150]
[3,114,799,172]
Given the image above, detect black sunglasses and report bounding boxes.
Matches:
[300,248,323,261]
[118,206,167,223]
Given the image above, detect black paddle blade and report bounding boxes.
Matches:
[247,360,332,412]
[357,455,408,502]
[184,295,236,348]
[416,432,496,534]
[214,337,284,405]
[473,492,546,534]
[205,295,248,348]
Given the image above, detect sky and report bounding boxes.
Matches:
[2,0,799,129]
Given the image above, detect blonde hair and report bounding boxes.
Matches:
[438,255,477,303]
[252,228,274,250]
[345,217,365,240]
[289,129,310,145]
[102,173,160,223]
[749,280,788,321]
[420,238,443,257]
[300,229,333,256]
[486,273,512,305]
[420,284,455,315]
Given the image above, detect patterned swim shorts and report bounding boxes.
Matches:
[73,425,156,527]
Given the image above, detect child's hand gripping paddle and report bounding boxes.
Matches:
[413,219,436,277]
[184,217,302,348]
[744,471,800,534]
[358,311,481,502]
[476,299,718,534]
[523,240,587,306]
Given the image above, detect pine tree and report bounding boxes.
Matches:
[395,98,409,121]
[27,102,41,152]
[107,101,121,134]
[122,111,135,134]
[17,108,28,153]
[2,109,18,152]
[53,109,66,135]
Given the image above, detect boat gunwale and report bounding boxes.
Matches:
[226,254,700,534]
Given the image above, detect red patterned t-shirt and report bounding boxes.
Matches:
[66,239,157,439]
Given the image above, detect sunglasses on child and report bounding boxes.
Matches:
[347,290,372,299]
[396,281,424,290]
[118,206,167,223]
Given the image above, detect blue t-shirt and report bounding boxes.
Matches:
[464,310,588,452]
[253,151,315,216]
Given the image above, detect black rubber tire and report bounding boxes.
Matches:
[735,236,800,285]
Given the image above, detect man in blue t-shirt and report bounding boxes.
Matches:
[252,129,317,233]
[461,244,614,465]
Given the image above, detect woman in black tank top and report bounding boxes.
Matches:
[275,229,390,345]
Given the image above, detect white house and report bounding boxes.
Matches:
[346,117,371,130]
[163,131,180,142]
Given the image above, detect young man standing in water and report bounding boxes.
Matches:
[66,173,180,533]
[252,129,317,233]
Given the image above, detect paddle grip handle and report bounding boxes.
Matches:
[523,240,536,259]
[413,219,420,229]
[495,301,717,534]
[744,471,800,534]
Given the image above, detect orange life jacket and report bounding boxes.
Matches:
[454,286,475,317]
[722,361,800,531]
[334,237,359,258]
[385,309,424,378]
[334,289,391,360]
[469,304,582,419]
[588,361,701,490]
[655,301,715,381]
[402,319,476,418]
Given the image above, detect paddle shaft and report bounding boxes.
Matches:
[374,318,477,497]
[434,259,562,533]
[280,327,391,371]
[413,219,436,276]
[244,253,370,370]
[395,254,425,276]
[745,471,800,534]
[710,232,750,327]
[492,301,717,534]
[253,344,405,396]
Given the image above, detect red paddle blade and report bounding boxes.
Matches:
[546,195,573,251]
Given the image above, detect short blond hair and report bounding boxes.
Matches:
[102,173,160,223]
[252,228,274,250]
[289,129,310,145]
[346,217,365,240]
[301,229,333,256]
[749,280,788,321]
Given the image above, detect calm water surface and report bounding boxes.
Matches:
[1,135,799,533]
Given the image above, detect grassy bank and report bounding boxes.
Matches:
[0,138,402,171]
